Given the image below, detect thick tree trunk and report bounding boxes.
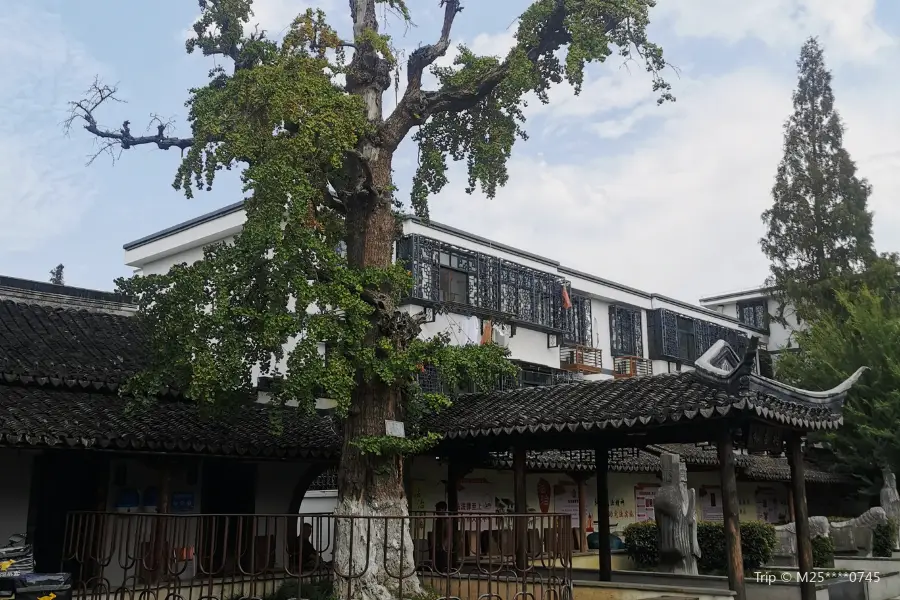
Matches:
[332,152,422,600]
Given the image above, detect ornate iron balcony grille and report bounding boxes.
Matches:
[397,234,569,333]
[309,468,338,491]
[647,308,749,363]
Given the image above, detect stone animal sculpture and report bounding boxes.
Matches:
[773,517,830,556]
[774,509,887,558]
[880,470,900,551]
[655,452,701,575]
[831,508,887,557]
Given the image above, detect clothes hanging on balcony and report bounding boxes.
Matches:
[561,287,572,310]
[460,315,480,344]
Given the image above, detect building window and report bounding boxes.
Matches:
[609,306,643,357]
[649,308,750,363]
[676,316,695,362]
[738,299,767,330]
[565,295,592,346]
[397,234,569,332]
[439,267,468,304]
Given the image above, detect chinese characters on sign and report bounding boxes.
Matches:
[634,484,659,522]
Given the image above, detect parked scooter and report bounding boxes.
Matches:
[0,535,33,578]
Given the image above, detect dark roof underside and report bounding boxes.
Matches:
[424,370,844,439]
[487,445,847,484]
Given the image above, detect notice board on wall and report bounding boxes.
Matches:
[634,484,659,522]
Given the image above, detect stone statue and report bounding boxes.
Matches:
[880,470,900,551]
[655,452,700,575]
[774,517,830,557]
[831,508,888,557]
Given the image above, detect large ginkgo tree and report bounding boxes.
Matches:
[68,1,672,597]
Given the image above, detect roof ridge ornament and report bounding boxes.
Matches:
[693,337,757,393]
[693,337,868,407]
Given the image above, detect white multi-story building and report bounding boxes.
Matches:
[123,201,774,386]
[699,286,802,364]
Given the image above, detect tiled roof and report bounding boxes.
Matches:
[0,385,340,458]
[424,369,845,439]
[487,445,848,484]
[0,299,149,392]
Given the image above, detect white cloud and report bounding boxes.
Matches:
[181,0,340,43]
[0,4,105,253]
[426,45,900,303]
[654,0,895,64]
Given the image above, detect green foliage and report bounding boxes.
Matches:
[91,0,671,465]
[48,264,65,286]
[812,536,835,568]
[760,37,895,322]
[873,518,897,557]
[623,520,776,573]
[410,0,672,218]
[776,288,900,481]
[623,521,658,567]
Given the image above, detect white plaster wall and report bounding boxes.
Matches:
[409,458,791,541]
[0,449,33,543]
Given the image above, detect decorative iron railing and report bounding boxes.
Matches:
[612,356,652,379]
[62,511,573,600]
[397,234,570,333]
[559,344,602,373]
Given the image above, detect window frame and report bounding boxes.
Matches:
[737,299,768,331]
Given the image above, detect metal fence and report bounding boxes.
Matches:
[62,511,573,600]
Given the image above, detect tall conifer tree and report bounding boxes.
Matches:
[761,37,881,321]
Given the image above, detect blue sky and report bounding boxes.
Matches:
[2,0,898,302]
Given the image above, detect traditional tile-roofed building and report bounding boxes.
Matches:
[0,275,861,597]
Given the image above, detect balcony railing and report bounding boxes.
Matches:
[613,355,652,379]
[62,511,573,600]
[559,344,602,374]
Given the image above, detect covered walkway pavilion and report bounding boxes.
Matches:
[424,338,867,600]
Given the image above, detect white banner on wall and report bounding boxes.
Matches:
[457,477,494,512]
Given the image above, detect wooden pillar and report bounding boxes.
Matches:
[717,430,745,600]
[595,446,611,581]
[445,461,463,565]
[788,487,796,522]
[446,461,460,513]
[576,474,589,552]
[788,435,815,600]
[513,447,528,571]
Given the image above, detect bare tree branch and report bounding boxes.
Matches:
[405,0,462,90]
[64,79,197,164]
[380,0,573,150]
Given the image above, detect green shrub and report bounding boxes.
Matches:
[873,518,897,558]
[812,536,835,568]
[623,521,658,567]
[623,520,776,573]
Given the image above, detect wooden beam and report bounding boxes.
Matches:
[513,447,528,571]
[717,430,745,600]
[595,445,612,581]
[788,435,815,600]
